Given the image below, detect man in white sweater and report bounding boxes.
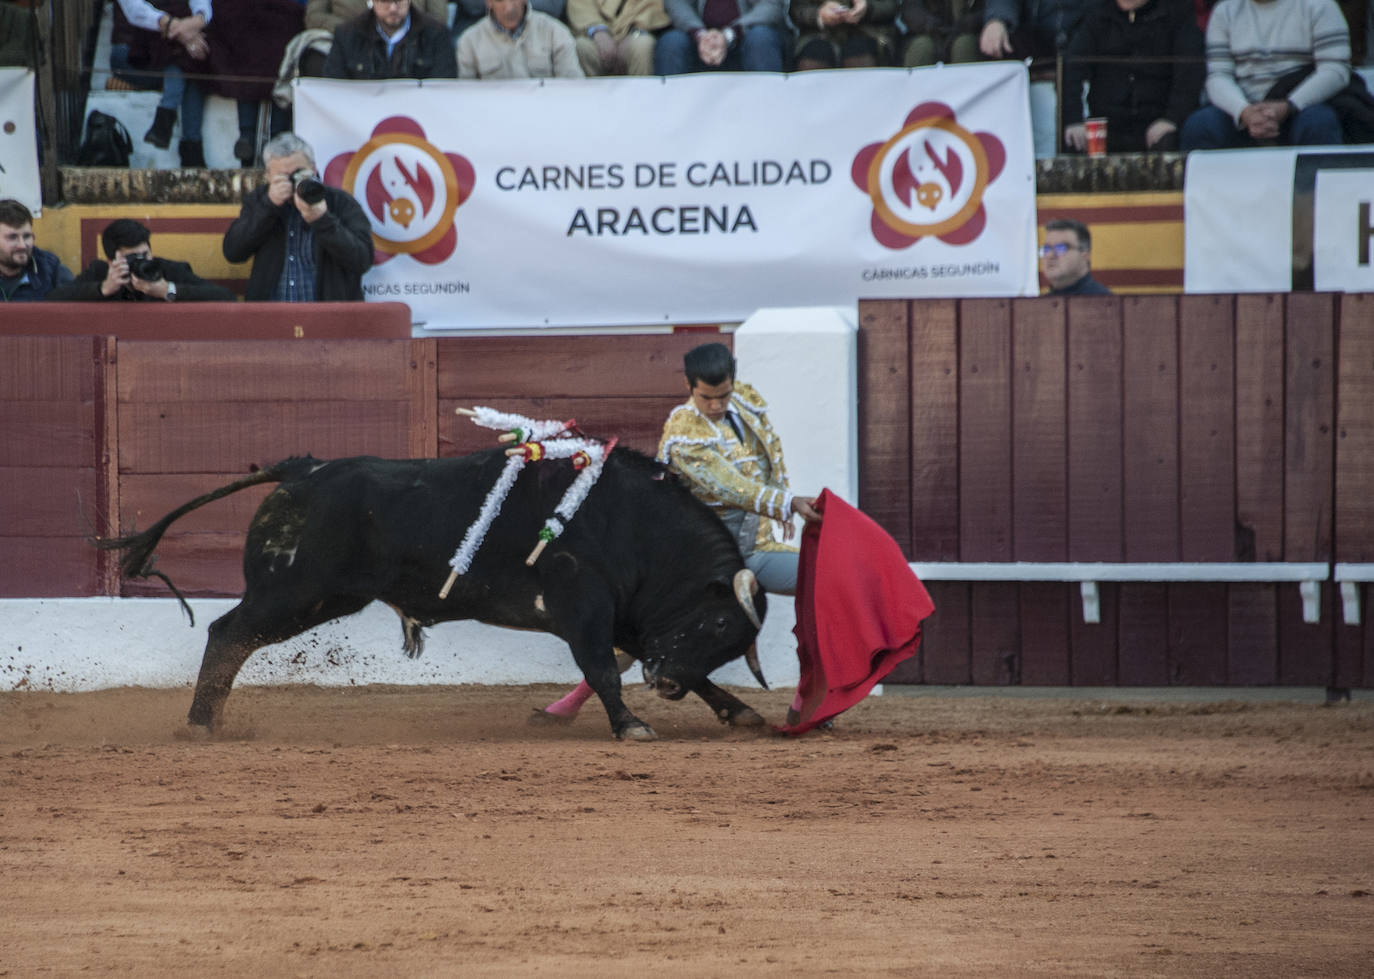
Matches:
[1180,0,1350,150]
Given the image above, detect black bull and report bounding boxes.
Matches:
[97,449,771,740]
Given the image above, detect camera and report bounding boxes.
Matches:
[125,254,163,281]
[291,168,327,206]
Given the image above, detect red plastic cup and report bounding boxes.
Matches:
[1084,117,1108,157]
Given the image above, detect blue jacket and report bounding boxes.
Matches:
[0,247,74,302]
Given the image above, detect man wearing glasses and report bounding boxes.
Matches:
[1038,217,1112,295]
[323,0,458,79]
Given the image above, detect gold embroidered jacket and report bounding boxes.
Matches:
[656,381,796,553]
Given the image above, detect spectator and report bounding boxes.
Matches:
[1,1,37,67]
[116,0,212,168]
[323,0,458,79]
[457,0,585,78]
[566,0,670,75]
[222,133,374,301]
[653,0,787,72]
[790,0,901,69]
[306,0,448,31]
[303,0,449,75]
[980,0,1087,60]
[451,0,568,43]
[1180,0,1350,150]
[1061,0,1205,153]
[1039,218,1112,294]
[46,219,236,303]
[0,199,74,303]
[206,0,303,168]
[900,0,984,66]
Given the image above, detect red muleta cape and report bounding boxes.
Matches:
[779,489,935,735]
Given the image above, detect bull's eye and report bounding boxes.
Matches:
[715,616,728,634]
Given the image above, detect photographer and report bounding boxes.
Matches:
[222,132,373,302]
[47,219,236,302]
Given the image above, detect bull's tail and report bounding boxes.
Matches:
[93,456,319,625]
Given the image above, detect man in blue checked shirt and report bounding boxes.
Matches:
[222,132,374,302]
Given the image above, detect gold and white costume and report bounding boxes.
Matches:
[656,381,796,556]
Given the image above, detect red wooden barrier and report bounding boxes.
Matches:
[861,295,1363,688]
[0,302,413,339]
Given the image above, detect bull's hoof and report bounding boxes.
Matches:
[720,707,766,728]
[616,722,657,742]
[528,708,575,727]
[174,723,213,742]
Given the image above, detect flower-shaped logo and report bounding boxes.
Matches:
[852,102,1006,250]
[325,116,475,266]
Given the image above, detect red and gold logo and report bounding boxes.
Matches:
[325,116,475,266]
[852,102,1006,250]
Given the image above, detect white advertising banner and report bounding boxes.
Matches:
[294,64,1038,330]
[1184,146,1374,294]
[0,68,41,213]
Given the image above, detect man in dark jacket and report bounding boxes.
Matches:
[0,199,73,303]
[47,218,236,302]
[1061,0,1204,152]
[222,133,375,302]
[1040,218,1112,294]
[980,0,1087,59]
[323,0,458,79]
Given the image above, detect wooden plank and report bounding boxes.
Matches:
[436,333,721,399]
[1226,584,1279,685]
[0,467,99,536]
[1,301,413,340]
[439,396,684,459]
[1234,295,1286,561]
[921,581,971,684]
[909,300,959,560]
[1019,582,1070,684]
[1070,582,1118,685]
[1277,582,1333,686]
[857,300,911,553]
[0,538,101,597]
[1118,584,1168,685]
[117,402,414,473]
[1335,294,1374,561]
[1332,597,1363,689]
[117,475,276,536]
[117,534,247,598]
[1067,297,1123,560]
[0,402,96,467]
[0,336,96,400]
[1284,294,1334,561]
[1167,584,1228,684]
[1010,299,1066,561]
[1178,295,1235,560]
[1121,296,1179,561]
[958,300,1012,562]
[971,582,1019,684]
[116,340,419,403]
[97,336,120,595]
[407,339,438,460]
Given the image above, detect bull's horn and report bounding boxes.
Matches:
[744,643,768,690]
[733,569,762,630]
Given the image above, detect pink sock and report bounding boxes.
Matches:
[791,690,805,712]
[544,681,596,718]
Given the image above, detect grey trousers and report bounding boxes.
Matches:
[719,509,798,596]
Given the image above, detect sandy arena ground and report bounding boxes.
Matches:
[1,683,1372,977]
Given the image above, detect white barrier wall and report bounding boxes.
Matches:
[0,307,860,694]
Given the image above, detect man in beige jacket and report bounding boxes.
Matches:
[566,0,670,75]
[457,0,585,78]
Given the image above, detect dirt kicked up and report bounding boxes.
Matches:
[2,683,1372,977]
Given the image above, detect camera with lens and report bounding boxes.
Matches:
[125,254,163,282]
[291,168,327,206]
